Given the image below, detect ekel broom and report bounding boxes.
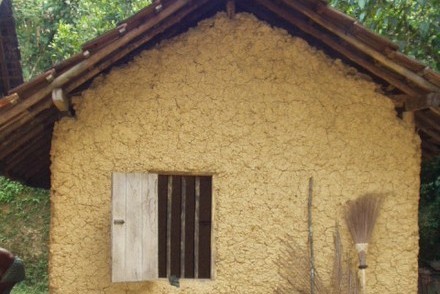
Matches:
[345,194,383,294]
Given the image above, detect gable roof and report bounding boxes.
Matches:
[0,0,439,188]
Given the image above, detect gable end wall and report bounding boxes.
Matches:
[50,13,421,293]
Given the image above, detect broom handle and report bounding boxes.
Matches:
[308,177,315,294]
[356,244,368,294]
[360,268,366,294]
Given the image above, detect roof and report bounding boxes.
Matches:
[0,0,439,188]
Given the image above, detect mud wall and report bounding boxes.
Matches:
[50,13,421,293]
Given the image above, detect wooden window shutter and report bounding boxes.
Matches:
[111,172,158,282]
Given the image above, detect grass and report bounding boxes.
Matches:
[0,176,50,293]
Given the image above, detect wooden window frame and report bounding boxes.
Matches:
[111,172,215,283]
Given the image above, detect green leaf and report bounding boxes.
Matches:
[419,21,430,37]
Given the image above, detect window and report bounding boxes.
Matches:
[111,173,212,282]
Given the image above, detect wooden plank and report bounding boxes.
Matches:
[112,173,158,282]
[423,68,440,88]
[7,69,56,97]
[180,176,186,277]
[405,93,440,112]
[422,111,440,130]
[118,0,177,30]
[0,109,57,157]
[429,107,440,117]
[126,173,147,281]
[316,4,400,52]
[112,172,127,282]
[416,114,440,140]
[194,176,200,278]
[81,0,177,52]
[143,173,159,280]
[198,176,212,279]
[227,0,235,19]
[3,132,51,167]
[4,143,49,178]
[166,175,173,278]
[170,175,182,277]
[0,98,53,140]
[52,53,86,74]
[418,125,440,143]
[316,3,357,31]
[158,175,168,277]
[184,176,195,278]
[0,93,19,108]
[386,50,426,73]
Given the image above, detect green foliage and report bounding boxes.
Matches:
[419,157,440,262]
[329,0,440,71]
[0,177,25,203]
[13,0,439,80]
[0,177,50,293]
[13,0,152,81]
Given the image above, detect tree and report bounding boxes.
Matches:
[329,0,439,71]
[13,0,151,80]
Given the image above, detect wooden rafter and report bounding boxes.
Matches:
[406,93,440,111]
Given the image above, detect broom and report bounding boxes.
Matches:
[345,194,383,294]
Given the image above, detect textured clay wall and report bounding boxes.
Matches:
[50,13,421,293]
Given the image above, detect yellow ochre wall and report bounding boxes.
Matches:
[50,13,421,293]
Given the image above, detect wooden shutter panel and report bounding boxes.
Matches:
[111,172,158,282]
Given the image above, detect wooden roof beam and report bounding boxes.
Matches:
[0,109,57,156]
[421,140,440,155]
[418,126,440,144]
[6,69,56,98]
[4,145,49,178]
[227,0,235,19]
[405,93,440,112]
[0,92,19,108]
[82,0,171,52]
[52,88,72,115]
[3,133,51,167]
[416,113,440,135]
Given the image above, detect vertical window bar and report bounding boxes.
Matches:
[180,177,186,278]
[166,175,173,278]
[158,176,168,278]
[194,176,200,279]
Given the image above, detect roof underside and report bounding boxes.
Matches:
[0,0,439,188]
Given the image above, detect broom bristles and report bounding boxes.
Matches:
[345,194,383,244]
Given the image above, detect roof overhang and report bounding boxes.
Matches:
[0,0,439,188]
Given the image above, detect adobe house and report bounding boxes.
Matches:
[0,0,440,293]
